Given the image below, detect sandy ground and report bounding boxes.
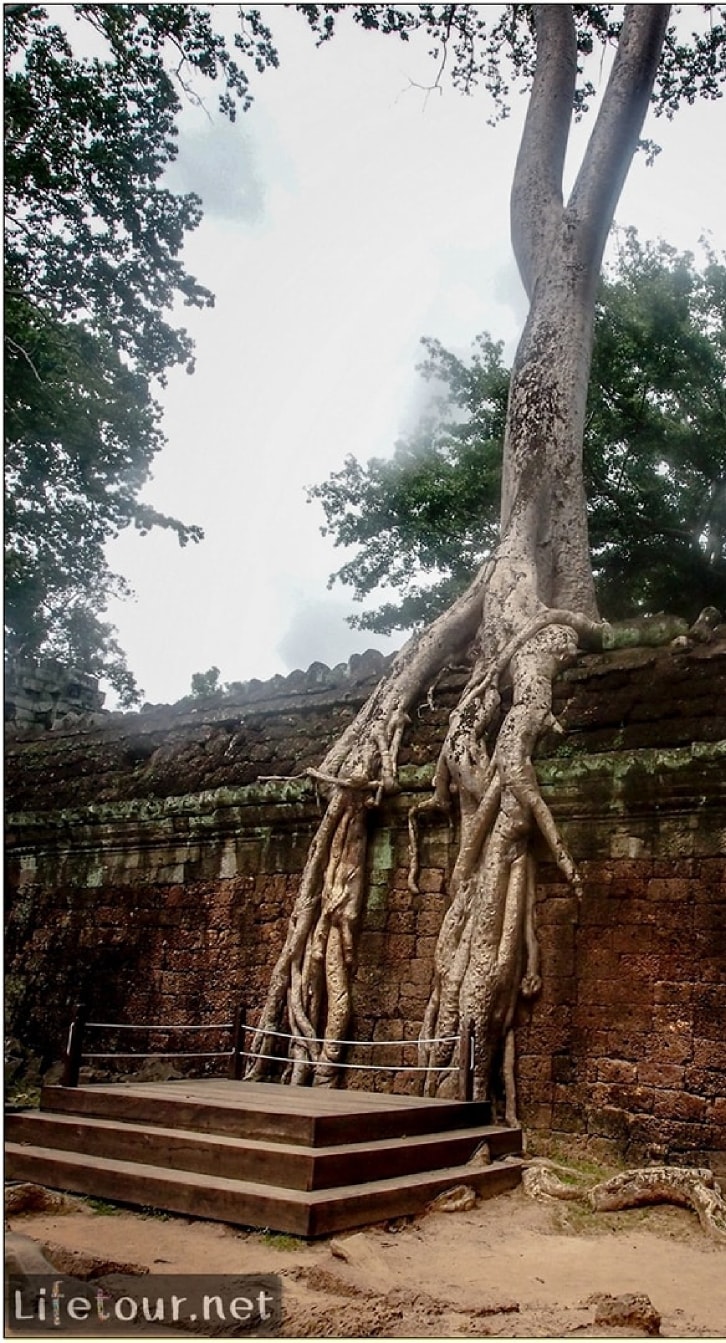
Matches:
[6,1182,726,1339]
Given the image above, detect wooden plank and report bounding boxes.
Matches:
[4,1143,313,1237]
[310,1100,493,1146]
[307,1161,523,1237]
[5,1142,522,1238]
[40,1086,316,1145]
[40,1083,494,1147]
[307,1125,521,1189]
[45,1078,487,1115]
[6,1113,315,1191]
[7,1111,521,1191]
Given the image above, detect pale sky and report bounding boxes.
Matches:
[103,5,725,706]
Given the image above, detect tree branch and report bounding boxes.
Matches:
[5,335,43,382]
[568,5,671,285]
[510,5,577,300]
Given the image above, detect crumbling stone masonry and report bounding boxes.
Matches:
[5,641,725,1168]
[5,657,104,732]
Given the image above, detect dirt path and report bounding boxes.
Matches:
[7,1183,726,1338]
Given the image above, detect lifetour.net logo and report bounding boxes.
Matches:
[7,1274,283,1335]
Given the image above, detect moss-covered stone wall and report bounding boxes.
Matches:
[5,640,725,1167]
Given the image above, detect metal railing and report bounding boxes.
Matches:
[61,1003,477,1100]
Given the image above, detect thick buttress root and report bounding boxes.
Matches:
[248,553,601,1105]
[247,565,492,1086]
[247,786,370,1086]
[418,612,599,1107]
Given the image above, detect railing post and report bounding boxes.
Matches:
[228,1003,245,1080]
[61,1002,86,1088]
[458,1019,475,1101]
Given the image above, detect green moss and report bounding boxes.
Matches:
[369,829,394,874]
[367,883,387,912]
[601,615,689,649]
[537,740,725,789]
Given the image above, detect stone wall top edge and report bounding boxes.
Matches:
[5,648,397,741]
[6,740,725,837]
[6,636,725,745]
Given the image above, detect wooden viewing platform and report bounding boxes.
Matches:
[6,1080,523,1236]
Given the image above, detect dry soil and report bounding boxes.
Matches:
[6,1180,726,1339]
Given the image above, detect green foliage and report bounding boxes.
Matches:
[190,666,223,697]
[310,334,508,633]
[587,230,726,617]
[4,5,279,700]
[299,6,726,122]
[4,4,278,376]
[4,295,201,703]
[313,234,726,630]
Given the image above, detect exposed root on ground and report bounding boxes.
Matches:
[523,1160,726,1242]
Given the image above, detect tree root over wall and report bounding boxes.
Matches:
[246,546,603,1101]
[523,1160,726,1243]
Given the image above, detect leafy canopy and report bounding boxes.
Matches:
[299,5,726,121]
[6,5,725,698]
[312,233,726,632]
[4,4,279,701]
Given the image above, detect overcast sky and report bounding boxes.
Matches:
[103,5,725,707]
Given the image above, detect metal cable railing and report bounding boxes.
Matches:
[60,1003,477,1099]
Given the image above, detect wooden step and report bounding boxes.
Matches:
[5,1141,522,1238]
[40,1081,494,1146]
[6,1110,520,1191]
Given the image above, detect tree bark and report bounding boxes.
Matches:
[248,5,671,1108]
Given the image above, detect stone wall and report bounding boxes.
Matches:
[5,640,726,1167]
[5,658,104,732]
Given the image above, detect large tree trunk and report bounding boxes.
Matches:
[248,6,670,1108]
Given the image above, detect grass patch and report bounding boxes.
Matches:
[5,1084,41,1110]
[260,1231,303,1251]
[526,1135,621,1183]
[84,1197,125,1216]
[553,1167,589,1187]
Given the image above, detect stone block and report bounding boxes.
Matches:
[652,1088,708,1123]
[693,984,726,1038]
[709,1096,726,1127]
[551,1102,586,1133]
[609,932,659,968]
[383,934,416,963]
[400,958,433,990]
[539,975,576,1008]
[519,1101,553,1130]
[414,935,439,963]
[683,1065,725,1098]
[536,896,579,925]
[597,1058,637,1084]
[591,1082,654,1114]
[517,1053,553,1084]
[605,1029,650,1062]
[386,910,415,934]
[587,1105,629,1141]
[643,1032,694,1065]
[637,1061,684,1089]
[416,868,444,894]
[416,910,444,937]
[692,1038,726,1069]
